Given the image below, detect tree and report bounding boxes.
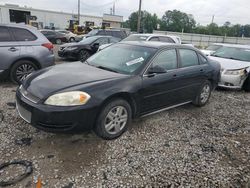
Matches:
[160,10,196,32]
[123,11,160,33]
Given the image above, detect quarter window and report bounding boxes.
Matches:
[9,28,37,41]
[0,27,12,42]
[153,49,177,70]
[179,49,199,68]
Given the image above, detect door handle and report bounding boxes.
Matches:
[173,74,177,79]
[8,47,18,52]
[200,69,204,72]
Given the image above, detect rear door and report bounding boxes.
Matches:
[0,26,20,71]
[9,27,38,58]
[140,48,180,113]
[174,48,209,102]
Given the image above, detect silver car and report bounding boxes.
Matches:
[0,24,55,84]
[208,44,250,91]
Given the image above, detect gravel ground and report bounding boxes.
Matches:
[0,59,250,187]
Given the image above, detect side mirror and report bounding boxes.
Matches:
[147,65,166,75]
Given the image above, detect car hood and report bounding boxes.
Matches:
[208,56,250,70]
[24,62,126,99]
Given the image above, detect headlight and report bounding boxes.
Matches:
[224,69,246,76]
[44,91,91,106]
[67,46,78,51]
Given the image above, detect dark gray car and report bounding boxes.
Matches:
[0,24,55,84]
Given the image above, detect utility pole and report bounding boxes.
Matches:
[211,15,214,24]
[113,2,116,15]
[78,0,80,24]
[137,0,142,33]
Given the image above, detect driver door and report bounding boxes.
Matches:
[140,48,181,114]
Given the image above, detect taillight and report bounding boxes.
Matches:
[42,43,54,51]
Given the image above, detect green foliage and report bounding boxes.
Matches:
[122,10,250,37]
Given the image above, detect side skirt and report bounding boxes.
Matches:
[140,101,192,118]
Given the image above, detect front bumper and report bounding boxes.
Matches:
[16,89,99,133]
[218,72,247,89]
[58,49,78,59]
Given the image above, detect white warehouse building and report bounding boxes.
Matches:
[0,4,123,29]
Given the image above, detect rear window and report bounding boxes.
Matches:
[9,27,37,41]
[159,37,175,43]
[0,27,12,42]
[179,49,199,68]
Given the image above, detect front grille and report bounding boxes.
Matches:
[20,86,40,103]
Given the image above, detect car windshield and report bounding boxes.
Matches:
[87,29,99,36]
[123,35,149,41]
[206,45,222,51]
[212,46,250,62]
[86,44,157,75]
[79,36,99,44]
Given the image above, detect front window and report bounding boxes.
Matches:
[87,44,157,75]
[212,47,250,62]
[79,36,99,44]
[123,35,149,41]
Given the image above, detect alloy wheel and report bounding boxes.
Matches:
[104,106,128,135]
[16,64,35,82]
[200,84,210,104]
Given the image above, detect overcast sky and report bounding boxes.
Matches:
[0,0,250,25]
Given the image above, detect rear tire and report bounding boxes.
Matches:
[193,81,212,107]
[94,99,132,140]
[78,50,91,62]
[10,60,38,85]
[55,38,62,45]
[243,75,250,92]
[69,37,75,42]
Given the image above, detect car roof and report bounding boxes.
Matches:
[212,43,250,49]
[0,23,36,30]
[129,33,180,38]
[119,41,194,50]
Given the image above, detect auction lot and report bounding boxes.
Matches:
[0,49,250,187]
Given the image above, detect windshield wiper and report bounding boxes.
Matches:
[97,66,119,73]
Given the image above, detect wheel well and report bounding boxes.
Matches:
[10,58,41,71]
[99,93,137,118]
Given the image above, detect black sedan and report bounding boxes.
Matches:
[16,42,220,140]
[40,30,67,44]
[58,36,120,62]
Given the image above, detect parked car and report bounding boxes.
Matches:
[208,44,250,91]
[40,30,67,44]
[0,24,55,84]
[98,34,182,51]
[56,30,82,42]
[201,43,223,56]
[16,41,220,140]
[83,29,127,40]
[58,36,120,62]
[123,34,182,44]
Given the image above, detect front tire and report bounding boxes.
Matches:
[94,99,132,140]
[78,50,91,62]
[10,60,38,84]
[243,75,250,92]
[193,81,212,107]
